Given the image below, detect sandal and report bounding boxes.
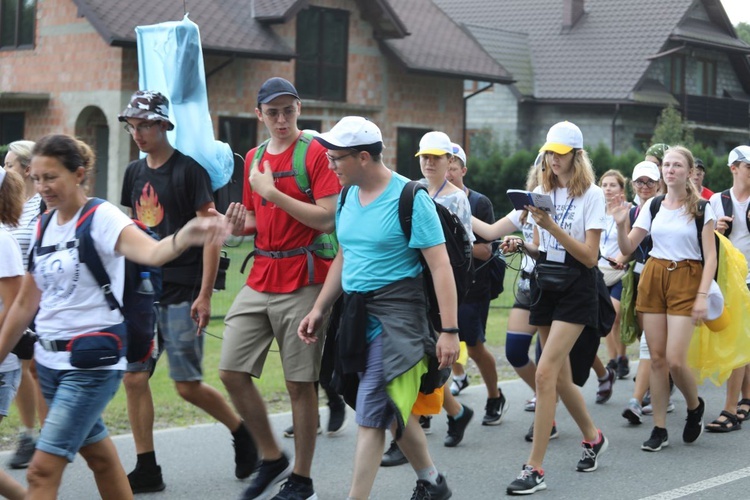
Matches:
[705,410,741,433]
[737,399,750,422]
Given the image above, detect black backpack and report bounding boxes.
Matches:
[719,189,750,237]
[341,181,474,331]
[32,198,162,363]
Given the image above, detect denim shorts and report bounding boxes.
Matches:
[36,363,123,461]
[159,302,204,382]
[356,335,395,429]
[0,369,22,416]
[126,326,165,376]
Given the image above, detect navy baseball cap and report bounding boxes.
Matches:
[257,77,300,105]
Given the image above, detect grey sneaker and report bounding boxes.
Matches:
[524,420,559,442]
[622,398,643,425]
[9,434,35,469]
[642,399,675,415]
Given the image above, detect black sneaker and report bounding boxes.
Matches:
[283,417,322,438]
[234,422,259,479]
[380,440,408,467]
[616,356,630,379]
[326,400,347,436]
[419,415,432,435]
[482,391,509,426]
[241,454,293,500]
[271,478,317,500]
[683,397,705,443]
[450,375,469,396]
[641,426,669,452]
[576,431,608,472]
[507,465,546,495]
[410,473,452,500]
[8,434,35,469]
[444,405,474,447]
[127,464,166,494]
[524,420,559,442]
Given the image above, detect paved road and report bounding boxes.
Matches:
[2,363,749,499]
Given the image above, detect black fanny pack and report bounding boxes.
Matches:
[534,262,581,292]
[40,323,126,369]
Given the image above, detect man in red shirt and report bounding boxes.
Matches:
[691,158,714,200]
[219,77,341,500]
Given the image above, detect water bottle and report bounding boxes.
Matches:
[137,271,155,295]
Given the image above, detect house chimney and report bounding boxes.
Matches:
[563,0,584,29]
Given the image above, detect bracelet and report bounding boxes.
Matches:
[172,227,181,252]
[440,327,460,334]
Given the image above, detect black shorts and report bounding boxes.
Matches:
[529,265,598,329]
[457,301,490,347]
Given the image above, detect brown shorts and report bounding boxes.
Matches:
[220,284,327,382]
[636,258,702,316]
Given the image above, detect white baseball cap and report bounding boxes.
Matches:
[728,145,750,166]
[632,161,661,181]
[415,131,453,157]
[451,143,467,165]
[315,116,383,154]
[540,121,583,155]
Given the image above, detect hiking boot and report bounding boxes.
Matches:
[524,396,536,412]
[283,416,322,438]
[616,356,630,379]
[271,478,317,500]
[482,391,509,426]
[241,454,293,500]
[622,398,643,425]
[410,473,452,500]
[326,400,347,436]
[127,464,166,494]
[507,465,546,495]
[234,422,259,479]
[683,397,705,444]
[419,415,432,435]
[524,420,559,442]
[595,367,616,404]
[450,375,469,396]
[642,399,675,415]
[641,426,669,452]
[8,434,35,469]
[444,405,474,447]
[576,431,608,472]
[380,440,408,467]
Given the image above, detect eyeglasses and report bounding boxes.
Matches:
[633,179,657,188]
[326,151,358,165]
[262,106,297,120]
[123,122,158,134]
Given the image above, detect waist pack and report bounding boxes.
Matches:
[68,330,124,369]
[534,262,580,292]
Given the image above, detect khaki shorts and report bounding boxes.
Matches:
[636,258,702,316]
[220,284,327,382]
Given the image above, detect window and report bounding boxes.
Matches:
[664,55,685,94]
[696,59,716,96]
[295,7,349,101]
[0,112,24,144]
[0,0,35,49]
[298,119,322,134]
[396,127,431,180]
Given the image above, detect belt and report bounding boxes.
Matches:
[38,339,70,353]
[649,258,701,271]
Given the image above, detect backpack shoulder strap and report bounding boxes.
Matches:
[720,189,734,237]
[649,194,665,221]
[338,186,352,215]
[29,209,56,272]
[696,199,708,262]
[76,198,121,312]
[398,181,428,241]
[292,132,315,204]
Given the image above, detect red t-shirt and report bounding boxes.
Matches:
[243,135,341,293]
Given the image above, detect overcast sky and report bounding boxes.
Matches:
[720,0,749,25]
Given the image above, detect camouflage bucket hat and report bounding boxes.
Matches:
[645,143,669,162]
[118,91,175,130]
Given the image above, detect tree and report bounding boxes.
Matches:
[651,105,693,148]
[735,22,750,46]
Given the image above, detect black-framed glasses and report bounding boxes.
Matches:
[326,151,358,165]
[633,179,657,188]
[123,121,157,134]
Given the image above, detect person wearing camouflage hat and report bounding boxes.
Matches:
[645,143,669,167]
[118,91,175,131]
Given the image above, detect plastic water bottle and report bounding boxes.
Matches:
[137,271,155,295]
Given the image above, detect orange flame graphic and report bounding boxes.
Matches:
[136,183,164,227]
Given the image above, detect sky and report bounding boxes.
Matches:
[720,0,750,25]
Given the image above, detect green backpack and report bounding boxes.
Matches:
[241,132,339,283]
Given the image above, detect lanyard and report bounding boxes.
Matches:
[432,179,448,200]
[602,216,615,247]
[544,189,574,250]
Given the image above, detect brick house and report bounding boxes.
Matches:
[435,0,750,155]
[0,0,512,201]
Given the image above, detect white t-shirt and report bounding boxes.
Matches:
[0,193,42,269]
[598,212,620,266]
[710,189,750,282]
[532,184,606,253]
[0,229,22,373]
[507,209,535,273]
[419,179,476,244]
[31,201,132,371]
[634,197,715,261]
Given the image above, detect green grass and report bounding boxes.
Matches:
[0,250,526,448]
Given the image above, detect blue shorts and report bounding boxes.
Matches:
[36,364,123,461]
[159,302,204,382]
[126,325,164,376]
[458,301,490,347]
[0,369,22,416]
[608,280,623,301]
[356,336,394,429]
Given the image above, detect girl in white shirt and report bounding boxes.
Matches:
[614,145,715,452]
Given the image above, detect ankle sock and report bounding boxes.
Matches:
[233,422,248,437]
[451,405,465,420]
[137,451,158,470]
[416,465,439,485]
[584,430,602,446]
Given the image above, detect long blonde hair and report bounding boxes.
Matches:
[665,145,702,220]
[540,149,595,198]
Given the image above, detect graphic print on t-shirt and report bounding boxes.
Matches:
[135,182,165,228]
[38,246,81,308]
